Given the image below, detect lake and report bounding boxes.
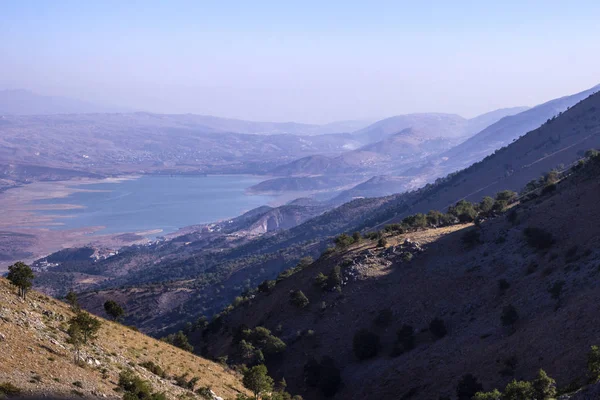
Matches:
[34,175,274,235]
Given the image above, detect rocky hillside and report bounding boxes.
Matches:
[196,154,600,399]
[33,90,600,337]
[0,278,248,399]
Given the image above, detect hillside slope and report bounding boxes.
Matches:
[198,156,600,400]
[421,84,600,178]
[35,91,600,335]
[0,278,248,399]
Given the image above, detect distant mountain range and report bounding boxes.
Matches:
[32,86,600,336]
[0,89,372,135]
[0,89,131,114]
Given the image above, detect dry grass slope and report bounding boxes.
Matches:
[0,278,248,399]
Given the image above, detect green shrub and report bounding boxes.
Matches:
[588,345,600,382]
[496,190,517,203]
[243,365,273,400]
[242,327,286,356]
[326,266,342,290]
[503,380,533,400]
[174,373,199,390]
[352,329,380,360]
[258,280,276,293]
[289,290,310,308]
[195,387,213,399]
[313,272,328,290]
[473,389,501,400]
[377,237,387,248]
[118,370,166,400]
[104,300,125,321]
[162,331,193,352]
[0,382,22,397]
[532,369,556,399]
[402,213,428,229]
[334,234,354,249]
[479,197,495,215]
[139,361,167,378]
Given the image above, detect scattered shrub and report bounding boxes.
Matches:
[456,374,483,400]
[313,272,328,290]
[326,266,342,290]
[334,234,354,249]
[548,280,565,300]
[392,325,415,356]
[352,329,380,360]
[0,382,22,397]
[289,290,310,308]
[498,279,510,293]
[588,345,600,382]
[104,300,125,321]
[374,308,393,327]
[462,229,481,247]
[303,357,341,397]
[501,305,519,327]
[258,280,276,293]
[139,361,167,379]
[243,365,273,400]
[429,318,447,339]
[532,369,556,399]
[118,370,166,400]
[523,227,554,250]
[473,389,502,400]
[242,327,286,356]
[377,237,387,248]
[162,331,193,352]
[503,380,533,400]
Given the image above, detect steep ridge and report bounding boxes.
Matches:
[422,84,600,178]
[379,89,600,225]
[197,154,600,400]
[35,92,600,335]
[0,278,248,399]
[330,85,600,202]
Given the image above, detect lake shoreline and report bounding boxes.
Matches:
[0,174,280,269]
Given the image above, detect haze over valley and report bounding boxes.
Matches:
[2,2,600,400]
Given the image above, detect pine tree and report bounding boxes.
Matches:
[7,261,34,299]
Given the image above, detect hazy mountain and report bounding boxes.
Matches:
[432,84,600,173]
[0,89,129,115]
[353,107,527,145]
[0,113,361,181]
[353,113,468,144]
[331,86,599,202]
[463,106,530,136]
[0,89,372,135]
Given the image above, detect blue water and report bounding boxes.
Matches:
[34,175,274,235]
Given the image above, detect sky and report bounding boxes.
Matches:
[1,0,600,123]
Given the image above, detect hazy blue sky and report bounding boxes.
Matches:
[1,1,599,123]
